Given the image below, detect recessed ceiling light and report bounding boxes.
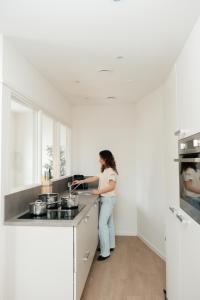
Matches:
[116,56,124,59]
[107,96,116,100]
[75,80,80,84]
[98,69,112,72]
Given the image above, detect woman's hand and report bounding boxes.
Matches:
[72,180,83,185]
[92,189,100,195]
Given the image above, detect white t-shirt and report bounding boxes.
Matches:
[98,167,117,197]
[182,167,200,198]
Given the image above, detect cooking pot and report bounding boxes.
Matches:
[61,195,79,209]
[38,193,59,209]
[29,200,47,216]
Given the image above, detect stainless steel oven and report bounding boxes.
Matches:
[175,132,200,224]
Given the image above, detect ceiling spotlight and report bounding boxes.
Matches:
[98,69,112,73]
[107,96,116,100]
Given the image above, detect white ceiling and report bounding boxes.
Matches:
[1,0,200,104]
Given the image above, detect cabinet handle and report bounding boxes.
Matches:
[176,213,183,222]
[83,250,90,261]
[174,158,200,163]
[169,206,176,214]
[176,213,190,224]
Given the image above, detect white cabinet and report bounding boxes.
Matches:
[167,209,200,300]
[176,19,200,137]
[74,201,98,300]
[4,200,99,300]
[4,226,74,300]
[179,211,200,300]
[166,208,182,300]
[165,39,200,298]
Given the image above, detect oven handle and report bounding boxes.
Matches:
[174,158,200,163]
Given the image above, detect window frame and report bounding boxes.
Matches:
[57,122,71,178]
[2,85,72,195]
[2,87,40,194]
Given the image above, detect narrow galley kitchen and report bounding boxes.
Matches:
[0,1,200,300]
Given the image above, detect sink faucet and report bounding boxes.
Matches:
[68,182,81,197]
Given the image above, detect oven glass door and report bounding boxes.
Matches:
[178,153,200,224]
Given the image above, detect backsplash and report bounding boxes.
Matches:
[52,176,98,194]
[52,176,72,193]
[4,176,98,221]
[4,185,41,221]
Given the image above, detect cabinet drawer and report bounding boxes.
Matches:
[75,247,93,300]
[75,213,90,271]
[87,201,99,258]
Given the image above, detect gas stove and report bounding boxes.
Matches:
[18,204,85,220]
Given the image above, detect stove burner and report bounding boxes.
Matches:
[18,204,85,220]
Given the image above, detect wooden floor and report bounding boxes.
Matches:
[81,236,166,300]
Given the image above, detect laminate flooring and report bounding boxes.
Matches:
[81,236,166,300]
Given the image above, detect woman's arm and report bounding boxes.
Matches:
[92,180,116,195]
[184,181,200,194]
[72,176,99,185]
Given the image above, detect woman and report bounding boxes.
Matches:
[181,155,200,210]
[73,150,118,261]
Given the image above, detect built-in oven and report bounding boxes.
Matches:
[175,132,200,224]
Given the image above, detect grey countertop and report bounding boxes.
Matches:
[4,192,99,227]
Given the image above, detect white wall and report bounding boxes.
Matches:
[3,38,71,126]
[72,104,137,236]
[135,86,166,258]
[1,37,72,300]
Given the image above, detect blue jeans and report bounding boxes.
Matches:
[99,196,117,257]
[184,196,200,210]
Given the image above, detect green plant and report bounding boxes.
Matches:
[43,145,66,178]
[43,145,53,179]
[60,147,66,176]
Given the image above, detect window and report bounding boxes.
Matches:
[4,88,72,194]
[41,114,54,180]
[59,124,71,177]
[59,124,67,177]
[9,99,37,191]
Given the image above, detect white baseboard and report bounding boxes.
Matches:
[138,234,166,261]
[116,231,137,236]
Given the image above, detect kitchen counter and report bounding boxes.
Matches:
[4,192,99,227]
[4,189,99,300]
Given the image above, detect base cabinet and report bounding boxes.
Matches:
[179,210,200,300]
[4,200,99,300]
[166,208,181,300]
[74,201,99,300]
[4,226,74,300]
[166,207,200,300]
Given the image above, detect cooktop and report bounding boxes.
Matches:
[18,204,85,220]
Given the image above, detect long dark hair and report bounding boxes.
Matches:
[181,153,197,174]
[99,150,118,174]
